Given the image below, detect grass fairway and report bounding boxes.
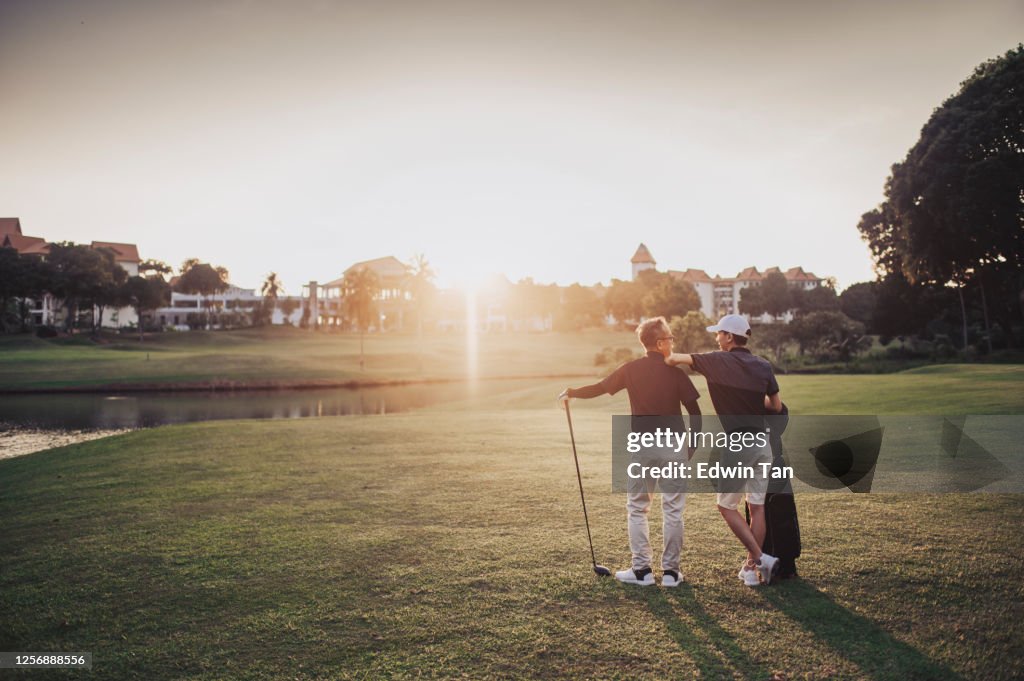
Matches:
[2,369,1023,679]
[0,329,636,391]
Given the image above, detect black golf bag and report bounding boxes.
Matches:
[747,403,801,578]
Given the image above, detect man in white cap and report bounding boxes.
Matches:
[666,313,783,586]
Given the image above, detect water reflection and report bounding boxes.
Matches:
[0,380,526,431]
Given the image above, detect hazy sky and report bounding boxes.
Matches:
[2,0,1021,292]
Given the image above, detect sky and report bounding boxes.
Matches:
[1,0,1021,293]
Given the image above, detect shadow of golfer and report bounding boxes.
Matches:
[754,579,965,680]
[626,584,773,679]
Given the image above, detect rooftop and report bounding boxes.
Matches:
[630,243,656,264]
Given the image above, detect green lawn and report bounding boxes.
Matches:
[0,329,636,390]
[1,364,1022,679]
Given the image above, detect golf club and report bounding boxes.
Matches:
[563,400,612,577]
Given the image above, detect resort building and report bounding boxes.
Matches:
[320,256,411,330]
[1,218,142,328]
[630,244,826,324]
[154,284,264,330]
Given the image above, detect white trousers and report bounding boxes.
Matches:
[626,449,686,572]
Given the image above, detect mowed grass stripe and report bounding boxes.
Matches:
[0,329,635,390]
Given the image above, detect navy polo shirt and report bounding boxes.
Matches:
[691,347,779,433]
[598,350,700,417]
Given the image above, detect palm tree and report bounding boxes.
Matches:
[343,268,380,371]
[175,261,229,330]
[260,272,283,326]
[405,254,436,371]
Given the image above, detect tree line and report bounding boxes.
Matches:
[0,243,174,337]
[0,244,277,338]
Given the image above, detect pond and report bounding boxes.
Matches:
[0,379,536,457]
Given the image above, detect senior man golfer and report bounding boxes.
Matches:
[559,316,701,587]
[666,313,782,586]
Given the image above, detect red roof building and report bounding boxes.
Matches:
[0,218,49,256]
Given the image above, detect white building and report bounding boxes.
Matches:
[319,256,411,330]
[669,265,823,324]
[1,218,142,329]
[154,284,262,330]
[627,244,826,324]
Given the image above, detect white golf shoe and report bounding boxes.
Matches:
[661,570,683,588]
[615,567,655,586]
[738,562,760,587]
[756,553,780,585]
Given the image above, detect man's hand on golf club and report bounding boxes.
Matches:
[558,388,572,405]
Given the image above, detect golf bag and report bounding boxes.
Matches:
[746,404,801,578]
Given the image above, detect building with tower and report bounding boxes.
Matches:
[630,243,826,324]
[630,243,656,279]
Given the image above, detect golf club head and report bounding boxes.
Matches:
[593,564,612,577]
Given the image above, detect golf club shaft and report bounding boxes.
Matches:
[565,401,598,568]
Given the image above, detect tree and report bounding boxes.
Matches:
[342,268,380,370]
[739,272,791,318]
[642,277,700,320]
[46,242,120,332]
[16,256,50,332]
[977,260,1024,347]
[858,45,1024,352]
[124,275,171,341]
[791,284,840,316]
[737,285,764,317]
[604,278,645,325]
[557,284,603,330]
[140,259,173,277]
[278,298,300,326]
[405,254,436,338]
[0,247,31,332]
[839,282,878,328]
[669,311,716,354]
[749,323,793,367]
[789,311,869,361]
[88,247,129,335]
[869,272,959,344]
[507,279,560,330]
[257,272,284,326]
[175,261,229,330]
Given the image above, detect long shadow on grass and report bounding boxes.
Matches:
[756,579,965,681]
[625,584,772,679]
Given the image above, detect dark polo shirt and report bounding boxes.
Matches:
[691,347,779,433]
[570,351,700,432]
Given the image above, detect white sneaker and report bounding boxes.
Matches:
[756,553,779,585]
[661,570,683,588]
[738,563,760,587]
[615,567,655,586]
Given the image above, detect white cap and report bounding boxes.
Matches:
[706,314,750,338]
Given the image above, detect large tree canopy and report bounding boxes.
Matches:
[858,44,1023,285]
[642,276,700,320]
[175,261,229,330]
[739,272,791,317]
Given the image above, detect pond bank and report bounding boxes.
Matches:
[0,427,130,459]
